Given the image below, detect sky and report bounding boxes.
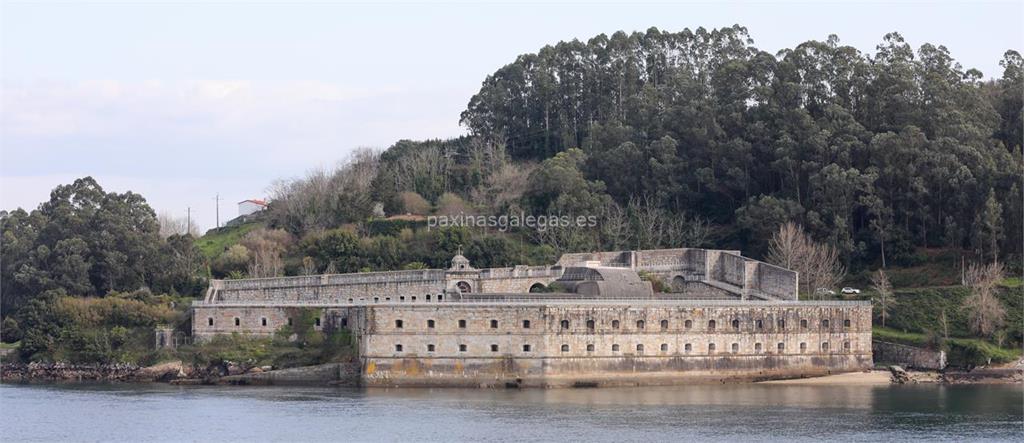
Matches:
[2,0,1022,231]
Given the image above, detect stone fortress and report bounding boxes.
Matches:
[192,248,872,387]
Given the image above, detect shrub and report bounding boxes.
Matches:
[2,317,22,343]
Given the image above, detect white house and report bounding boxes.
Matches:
[238,199,268,217]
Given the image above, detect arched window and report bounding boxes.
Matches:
[684,343,692,352]
[261,318,267,327]
[731,343,739,353]
[778,319,785,329]
[660,320,669,329]
[844,319,851,328]
[586,344,595,352]
[612,344,620,352]
[425,294,431,301]
[207,318,213,326]
[684,320,692,329]
[800,319,808,329]
[490,344,499,352]
[395,344,403,352]
[821,342,830,351]
[490,319,498,328]
[660,343,668,352]
[709,343,716,353]
[843,341,851,351]
[821,319,830,328]
[756,320,763,329]
[612,320,620,329]
[395,320,404,328]
[373,297,379,303]
[800,342,807,353]
[778,342,785,352]
[234,317,240,326]
[561,344,569,352]
[755,343,762,353]
[437,294,443,301]
[522,344,531,352]
[427,344,435,352]
[458,319,467,328]
[708,320,716,330]
[459,344,467,352]
[636,344,644,352]
[731,319,740,330]
[522,320,531,329]
[288,318,293,326]
[399,296,405,302]
[456,281,472,293]
[349,298,354,303]
[315,318,321,327]
[427,319,435,328]
[586,319,595,330]
[636,320,645,329]
[560,320,570,329]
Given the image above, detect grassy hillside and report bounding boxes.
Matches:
[195,222,262,260]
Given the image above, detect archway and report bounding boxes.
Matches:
[456,281,472,293]
[528,282,548,293]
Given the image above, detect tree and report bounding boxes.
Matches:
[973,189,1004,263]
[765,222,845,298]
[963,262,1006,338]
[870,269,896,328]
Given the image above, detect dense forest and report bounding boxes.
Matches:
[1,26,1021,363]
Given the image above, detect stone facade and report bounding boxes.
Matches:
[191,248,864,387]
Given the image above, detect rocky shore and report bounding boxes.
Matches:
[1,360,273,384]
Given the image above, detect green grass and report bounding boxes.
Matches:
[1001,277,1022,288]
[0,341,20,350]
[873,326,1021,367]
[195,222,261,259]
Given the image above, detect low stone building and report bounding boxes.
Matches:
[191,248,871,387]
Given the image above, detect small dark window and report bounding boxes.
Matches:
[636,344,644,352]
[261,318,267,327]
[207,318,213,326]
[560,320,570,329]
[425,294,431,301]
[437,294,443,301]
[458,319,467,328]
[731,343,739,353]
[288,318,293,326]
[844,319,851,328]
[778,319,785,329]
[427,344,435,352]
[708,320,716,330]
[660,343,668,352]
[843,341,851,350]
[731,319,740,330]
[586,344,595,352]
[822,319,830,328]
[800,319,808,329]
[561,344,569,352]
[459,344,467,352]
[490,319,498,328]
[341,318,347,328]
[612,320,620,329]
[395,344,403,352]
[348,298,354,303]
[427,319,435,328]
[315,318,321,327]
[522,320,531,328]
[684,320,692,328]
[373,297,379,303]
[821,342,829,351]
[490,344,499,352]
[400,296,405,302]
[395,319,404,328]
[523,344,531,352]
[778,342,785,352]
[756,320,763,329]
[660,320,669,329]
[386,297,391,301]
[684,343,692,352]
[411,296,417,302]
[612,344,620,351]
[586,319,595,330]
[709,343,716,352]
[755,343,762,353]
[800,342,807,353]
[234,318,240,326]
[636,320,645,329]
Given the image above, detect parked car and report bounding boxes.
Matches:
[814,288,836,296]
[841,287,861,294]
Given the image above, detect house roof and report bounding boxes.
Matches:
[238,199,267,206]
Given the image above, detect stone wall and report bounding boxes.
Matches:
[873,340,947,370]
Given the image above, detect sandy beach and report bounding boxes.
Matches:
[758,371,892,386]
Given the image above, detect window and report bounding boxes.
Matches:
[400,296,405,302]
[778,319,785,329]
[587,344,595,352]
[395,319,404,328]
[708,320,716,330]
[411,296,417,302]
[821,319,830,328]
[800,342,807,353]
[395,344,403,352]
[373,297,379,303]
[490,344,499,352]
[612,320,620,329]
[459,344,467,352]
[341,318,347,328]
[800,319,808,329]
[778,342,785,352]
[612,344,620,352]
[731,319,740,330]
[660,320,669,329]
[586,319,595,330]
[348,298,354,303]
[756,320,763,329]
[821,342,829,351]
[427,344,435,352]
[844,319,851,328]
[660,344,668,352]
[315,318,321,327]
[427,319,435,329]
[561,344,570,352]
[458,319,467,328]
[709,343,716,352]
[288,318,293,326]
[261,318,267,327]
[636,320,645,329]
[425,294,431,301]
[234,317,240,326]
[636,344,644,352]
[755,343,762,353]
[843,341,851,351]
[207,318,213,326]
[522,320,531,328]
[490,319,498,329]
[684,343,692,352]
[523,344,531,352]
[731,343,739,353]
[385,297,391,301]
[437,294,443,301]
[560,320,570,329]
[684,320,693,329]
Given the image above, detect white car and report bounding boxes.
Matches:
[841,287,861,294]
[815,288,836,296]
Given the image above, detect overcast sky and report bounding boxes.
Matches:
[2,0,1021,231]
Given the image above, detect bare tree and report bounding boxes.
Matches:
[157,211,201,238]
[240,228,294,278]
[301,256,318,276]
[599,199,631,250]
[870,269,896,328]
[963,261,1006,338]
[629,194,667,249]
[765,222,845,298]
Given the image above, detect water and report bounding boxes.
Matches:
[0,383,1021,442]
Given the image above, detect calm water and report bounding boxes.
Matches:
[0,383,1021,442]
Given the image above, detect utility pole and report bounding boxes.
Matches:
[214,194,221,228]
[186,207,191,235]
